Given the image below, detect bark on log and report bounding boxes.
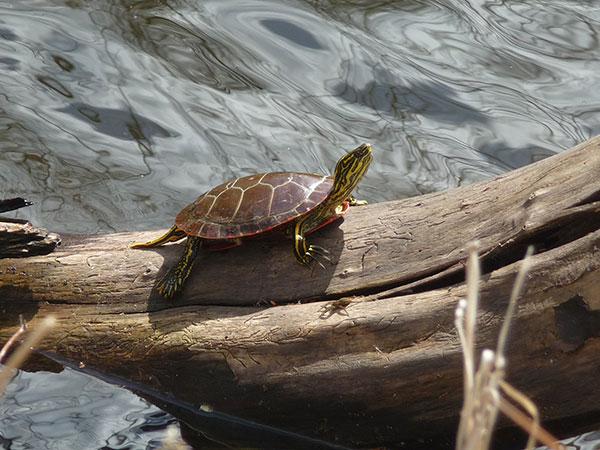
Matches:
[2,136,600,447]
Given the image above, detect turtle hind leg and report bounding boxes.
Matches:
[131,225,186,249]
[156,236,202,299]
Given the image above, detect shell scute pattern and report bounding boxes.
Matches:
[175,172,333,239]
[271,179,303,214]
[209,186,244,222]
[232,182,273,221]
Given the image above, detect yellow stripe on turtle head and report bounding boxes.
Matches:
[330,143,373,204]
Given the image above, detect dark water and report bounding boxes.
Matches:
[1,0,600,448]
[0,368,177,449]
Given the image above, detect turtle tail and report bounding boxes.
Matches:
[156,236,202,299]
[131,226,186,249]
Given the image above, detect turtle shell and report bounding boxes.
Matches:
[175,172,334,240]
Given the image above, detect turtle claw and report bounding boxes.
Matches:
[156,273,180,299]
[308,245,330,257]
[307,253,327,270]
[306,245,331,269]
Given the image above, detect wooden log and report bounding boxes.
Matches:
[0,197,60,258]
[0,197,33,214]
[1,136,600,447]
[0,221,60,258]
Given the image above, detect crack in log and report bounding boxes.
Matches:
[479,202,600,274]
[422,206,599,293]
[343,200,600,304]
[571,189,600,208]
[553,295,600,352]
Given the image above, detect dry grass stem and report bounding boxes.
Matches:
[497,394,565,450]
[0,316,26,363]
[456,245,563,450]
[495,246,534,359]
[0,316,56,396]
[464,241,481,392]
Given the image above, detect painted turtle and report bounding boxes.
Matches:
[132,143,372,298]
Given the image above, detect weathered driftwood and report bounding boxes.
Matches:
[1,136,600,447]
[0,197,60,258]
[0,221,61,258]
[0,197,32,214]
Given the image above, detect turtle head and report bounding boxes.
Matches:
[330,143,373,203]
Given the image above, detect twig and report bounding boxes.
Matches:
[497,392,565,450]
[495,246,534,360]
[0,316,26,363]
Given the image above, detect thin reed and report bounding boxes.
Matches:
[455,244,564,450]
[0,316,55,397]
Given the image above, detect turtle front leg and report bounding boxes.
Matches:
[348,195,368,207]
[156,236,202,299]
[293,222,330,267]
[131,225,187,248]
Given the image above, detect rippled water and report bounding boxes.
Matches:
[0,368,176,449]
[1,0,600,448]
[1,0,598,234]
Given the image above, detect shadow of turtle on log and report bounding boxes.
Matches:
[143,221,345,311]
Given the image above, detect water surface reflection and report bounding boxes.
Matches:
[0,1,598,233]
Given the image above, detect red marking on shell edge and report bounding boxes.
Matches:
[203,239,243,251]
